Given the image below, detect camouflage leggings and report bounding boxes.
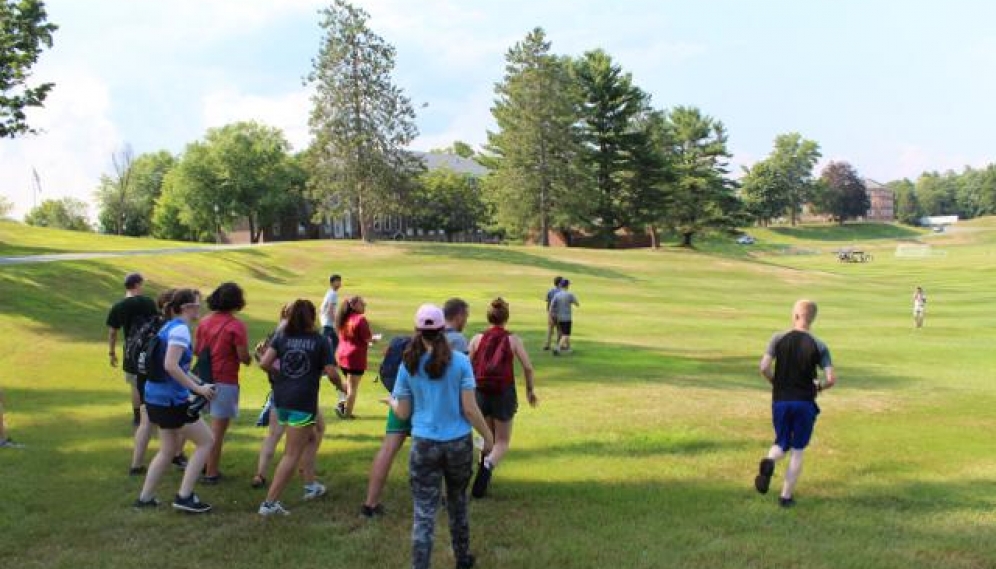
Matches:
[409,435,474,569]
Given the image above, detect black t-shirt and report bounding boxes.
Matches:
[106,295,159,338]
[269,332,333,415]
[766,330,832,402]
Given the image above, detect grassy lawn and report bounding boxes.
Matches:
[0,221,993,569]
[0,220,206,257]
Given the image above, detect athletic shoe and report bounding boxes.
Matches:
[552,349,560,356]
[360,504,386,518]
[754,458,775,495]
[0,438,24,449]
[471,459,492,499]
[133,497,159,509]
[258,501,290,517]
[303,481,327,501]
[251,474,267,489]
[779,496,796,508]
[129,465,148,476]
[542,345,550,351]
[172,493,212,514]
[171,453,189,470]
[200,473,223,485]
[456,554,476,569]
[335,401,347,419]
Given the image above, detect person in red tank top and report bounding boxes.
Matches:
[467,298,537,498]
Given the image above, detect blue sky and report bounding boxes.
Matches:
[2,0,995,219]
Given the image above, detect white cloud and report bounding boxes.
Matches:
[202,87,314,151]
[0,68,120,220]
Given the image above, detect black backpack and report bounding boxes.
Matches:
[124,314,164,378]
[377,336,411,393]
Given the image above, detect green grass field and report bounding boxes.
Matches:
[1,221,994,569]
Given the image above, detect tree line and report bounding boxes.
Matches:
[11,1,993,242]
[887,166,996,225]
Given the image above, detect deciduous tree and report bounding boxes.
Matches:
[0,0,57,138]
[24,196,89,230]
[815,161,870,224]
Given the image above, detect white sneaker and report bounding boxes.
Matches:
[258,501,290,516]
[303,481,327,501]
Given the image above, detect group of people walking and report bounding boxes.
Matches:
[106,272,542,568]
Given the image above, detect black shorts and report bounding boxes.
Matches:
[476,385,518,422]
[558,320,573,336]
[146,403,199,430]
[340,367,365,378]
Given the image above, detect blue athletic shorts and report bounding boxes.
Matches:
[772,400,820,451]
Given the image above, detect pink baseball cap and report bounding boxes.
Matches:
[415,304,445,330]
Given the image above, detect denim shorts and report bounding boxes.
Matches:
[208,384,240,420]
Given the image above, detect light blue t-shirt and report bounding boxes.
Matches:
[445,328,469,354]
[145,318,193,406]
[393,351,476,442]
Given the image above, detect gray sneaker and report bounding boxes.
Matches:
[259,500,291,516]
[303,481,327,501]
[0,438,24,449]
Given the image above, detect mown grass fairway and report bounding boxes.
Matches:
[1,221,994,569]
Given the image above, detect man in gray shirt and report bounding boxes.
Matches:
[549,280,579,355]
[444,298,470,354]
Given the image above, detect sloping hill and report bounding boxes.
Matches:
[0,220,993,568]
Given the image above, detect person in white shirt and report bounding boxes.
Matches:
[320,274,342,353]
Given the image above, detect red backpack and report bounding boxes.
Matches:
[472,327,514,395]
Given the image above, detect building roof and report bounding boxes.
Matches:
[863,178,888,190]
[415,151,489,177]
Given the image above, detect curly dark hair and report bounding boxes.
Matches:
[206,282,246,313]
[285,299,317,336]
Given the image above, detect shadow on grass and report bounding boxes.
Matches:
[527,338,915,393]
[769,223,922,242]
[402,243,637,282]
[0,259,285,346]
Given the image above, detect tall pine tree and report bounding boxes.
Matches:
[485,28,580,245]
[660,106,739,247]
[573,49,658,244]
[307,0,421,242]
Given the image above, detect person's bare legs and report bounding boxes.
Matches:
[139,429,182,501]
[544,315,556,349]
[364,432,407,508]
[0,389,9,441]
[781,449,804,499]
[266,426,312,503]
[178,419,214,498]
[344,374,362,417]
[205,417,230,477]
[255,408,285,483]
[299,411,325,481]
[130,382,142,426]
[130,405,154,469]
[486,419,513,468]
[767,444,786,462]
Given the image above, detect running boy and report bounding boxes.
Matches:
[753,300,837,508]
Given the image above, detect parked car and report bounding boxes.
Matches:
[736,235,756,245]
